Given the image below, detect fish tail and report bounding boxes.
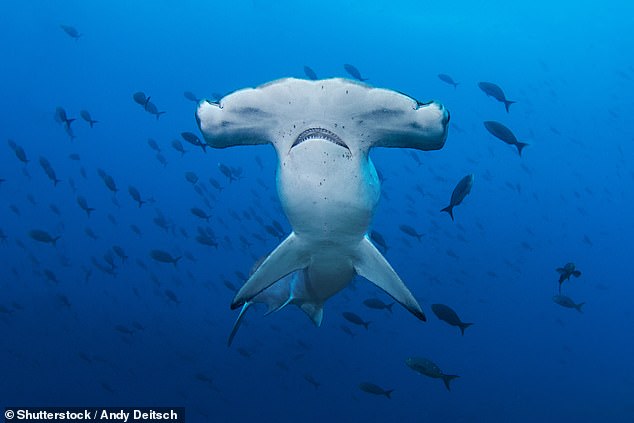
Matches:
[137,200,146,208]
[459,322,474,336]
[89,120,98,128]
[53,178,61,187]
[86,208,95,217]
[576,302,585,313]
[52,236,61,246]
[442,374,460,391]
[516,142,529,157]
[504,100,516,112]
[156,112,166,120]
[384,389,394,399]
[453,83,459,89]
[201,144,208,153]
[173,256,182,267]
[386,303,394,313]
[573,270,582,278]
[441,205,454,221]
[65,118,76,128]
[363,321,371,330]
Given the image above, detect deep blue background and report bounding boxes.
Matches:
[1,1,633,421]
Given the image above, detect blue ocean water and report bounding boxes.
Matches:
[1,1,633,421]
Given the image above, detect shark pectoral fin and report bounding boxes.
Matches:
[354,237,426,321]
[227,302,252,348]
[232,233,308,309]
[299,302,324,327]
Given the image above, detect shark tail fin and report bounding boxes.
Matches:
[504,100,516,112]
[576,302,585,313]
[232,232,308,309]
[459,322,474,336]
[384,389,394,399]
[354,236,426,321]
[441,205,454,220]
[227,302,252,347]
[442,374,460,391]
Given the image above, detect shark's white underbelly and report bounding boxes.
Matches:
[276,140,380,243]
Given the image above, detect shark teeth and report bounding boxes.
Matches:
[291,128,349,152]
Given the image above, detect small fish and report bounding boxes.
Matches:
[181,132,207,153]
[153,153,166,167]
[478,81,516,112]
[303,65,318,80]
[555,262,582,292]
[340,324,355,337]
[399,224,423,241]
[431,304,473,335]
[483,121,528,156]
[363,298,394,313]
[130,224,142,237]
[171,139,187,156]
[218,163,236,182]
[183,91,200,102]
[165,289,180,304]
[60,24,81,40]
[191,207,211,221]
[183,172,199,186]
[369,230,388,253]
[552,295,585,312]
[115,324,134,335]
[8,140,29,164]
[145,101,166,120]
[76,195,95,217]
[149,249,181,267]
[101,174,118,193]
[29,229,60,246]
[438,73,459,88]
[359,382,393,399]
[342,311,370,329]
[147,140,162,154]
[112,245,128,262]
[133,92,150,109]
[303,374,320,389]
[40,157,61,186]
[54,107,75,128]
[85,227,98,240]
[128,185,146,207]
[344,63,368,81]
[441,174,474,221]
[43,269,58,283]
[405,357,459,391]
[80,110,99,128]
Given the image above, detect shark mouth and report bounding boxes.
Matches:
[290,128,350,152]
